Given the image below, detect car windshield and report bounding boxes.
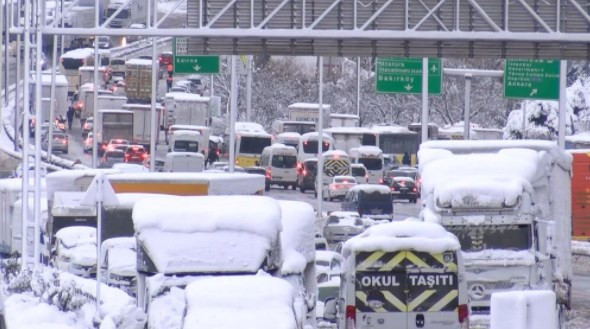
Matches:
[271,155,297,168]
[388,170,415,178]
[359,158,382,170]
[360,190,392,202]
[446,224,532,252]
[316,260,329,267]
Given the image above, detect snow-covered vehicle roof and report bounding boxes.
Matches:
[392,176,415,183]
[278,201,316,275]
[61,47,93,59]
[277,132,302,139]
[322,150,348,158]
[315,250,343,264]
[418,140,571,210]
[55,226,96,248]
[111,163,149,173]
[370,124,415,134]
[132,196,282,274]
[301,132,334,140]
[350,146,383,157]
[126,58,152,66]
[46,168,121,201]
[348,184,391,194]
[52,191,97,217]
[342,221,460,258]
[183,275,297,329]
[171,130,201,136]
[235,121,266,133]
[324,126,372,134]
[167,93,210,102]
[566,131,590,144]
[40,73,68,86]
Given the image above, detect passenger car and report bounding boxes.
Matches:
[108,139,130,152]
[82,117,93,138]
[93,36,112,49]
[297,158,317,193]
[100,150,126,168]
[342,185,393,220]
[383,167,421,188]
[244,166,266,176]
[100,237,137,296]
[351,163,368,184]
[42,131,69,154]
[389,176,419,203]
[124,145,147,163]
[323,211,365,243]
[315,250,344,284]
[83,132,94,152]
[52,226,97,278]
[321,176,357,201]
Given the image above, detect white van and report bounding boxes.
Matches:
[329,221,469,329]
[349,146,384,184]
[260,143,298,191]
[168,130,204,154]
[163,152,205,173]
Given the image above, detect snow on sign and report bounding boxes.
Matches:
[173,37,219,74]
[504,59,559,100]
[375,58,441,95]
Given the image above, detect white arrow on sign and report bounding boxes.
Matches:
[193,64,202,72]
[404,84,413,91]
[530,89,538,97]
[430,64,438,73]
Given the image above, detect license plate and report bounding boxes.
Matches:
[272,176,283,180]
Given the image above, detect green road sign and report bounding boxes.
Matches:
[376,58,442,94]
[173,37,220,74]
[174,55,220,74]
[504,59,559,100]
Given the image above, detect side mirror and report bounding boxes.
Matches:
[323,298,338,321]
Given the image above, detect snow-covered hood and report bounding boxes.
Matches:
[107,247,137,277]
[68,244,97,267]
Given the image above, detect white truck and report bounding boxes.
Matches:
[271,103,331,136]
[63,6,95,49]
[98,95,127,111]
[164,92,210,128]
[40,73,69,121]
[418,140,572,325]
[121,103,164,147]
[76,83,114,125]
[96,109,134,150]
[329,113,359,128]
[104,0,148,28]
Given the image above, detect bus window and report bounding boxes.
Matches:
[358,158,382,170]
[361,134,376,146]
[378,134,419,154]
[239,137,271,154]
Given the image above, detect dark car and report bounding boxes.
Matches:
[389,176,419,203]
[245,166,266,176]
[297,158,317,193]
[383,168,420,186]
[341,184,393,220]
[124,145,147,163]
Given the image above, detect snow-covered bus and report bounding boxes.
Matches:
[369,125,419,166]
[59,48,95,95]
[348,146,384,184]
[324,126,373,154]
[297,132,334,165]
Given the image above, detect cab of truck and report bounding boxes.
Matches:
[333,221,469,329]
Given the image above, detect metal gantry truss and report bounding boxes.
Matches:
[3,0,589,59]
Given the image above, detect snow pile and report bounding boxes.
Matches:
[418,147,541,209]
[148,287,186,329]
[352,145,383,157]
[133,196,282,274]
[5,293,91,329]
[183,275,297,329]
[490,290,556,329]
[342,221,460,258]
[327,212,361,227]
[55,226,96,249]
[278,201,316,274]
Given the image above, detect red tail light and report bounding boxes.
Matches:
[345,305,356,329]
[296,162,303,170]
[141,153,147,159]
[62,139,67,145]
[413,187,417,192]
[390,186,396,191]
[265,168,271,178]
[216,150,220,156]
[458,304,469,324]
[379,177,383,184]
[302,169,307,176]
